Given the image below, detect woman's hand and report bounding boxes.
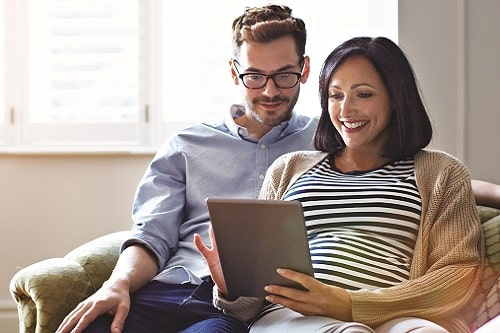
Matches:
[194,226,229,296]
[264,268,353,321]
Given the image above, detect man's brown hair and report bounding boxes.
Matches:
[231,4,306,62]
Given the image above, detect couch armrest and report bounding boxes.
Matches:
[467,206,500,330]
[10,231,129,333]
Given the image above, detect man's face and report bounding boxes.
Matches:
[231,36,310,127]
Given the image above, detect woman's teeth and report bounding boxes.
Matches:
[344,121,368,129]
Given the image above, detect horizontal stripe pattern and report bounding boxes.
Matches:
[284,157,421,290]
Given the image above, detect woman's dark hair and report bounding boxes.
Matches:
[314,37,433,159]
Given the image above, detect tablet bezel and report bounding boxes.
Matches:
[206,197,314,297]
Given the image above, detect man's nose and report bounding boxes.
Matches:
[262,77,281,97]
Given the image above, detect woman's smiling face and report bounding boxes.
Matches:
[328,55,392,154]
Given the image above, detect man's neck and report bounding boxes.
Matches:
[234,114,273,140]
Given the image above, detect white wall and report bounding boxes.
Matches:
[1,1,499,331]
[0,153,153,331]
[398,0,500,183]
[464,1,500,183]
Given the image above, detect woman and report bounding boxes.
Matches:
[196,37,483,333]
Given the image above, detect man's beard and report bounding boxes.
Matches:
[246,87,300,127]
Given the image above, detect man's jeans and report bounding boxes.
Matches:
[83,279,248,333]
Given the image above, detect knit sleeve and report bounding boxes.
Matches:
[259,150,328,200]
[212,286,266,323]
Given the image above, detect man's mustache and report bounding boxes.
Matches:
[254,96,290,103]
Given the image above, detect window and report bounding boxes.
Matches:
[2,0,143,147]
[0,0,397,150]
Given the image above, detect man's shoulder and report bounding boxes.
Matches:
[152,120,229,156]
[296,113,319,122]
[295,113,319,129]
[166,119,228,140]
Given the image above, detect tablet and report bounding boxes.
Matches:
[206,197,314,297]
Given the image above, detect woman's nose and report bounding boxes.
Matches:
[340,96,355,118]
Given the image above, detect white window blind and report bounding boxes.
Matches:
[28,0,140,124]
[25,0,142,146]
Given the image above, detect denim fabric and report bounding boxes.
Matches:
[83,279,247,333]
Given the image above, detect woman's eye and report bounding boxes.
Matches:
[358,92,373,98]
[330,93,343,99]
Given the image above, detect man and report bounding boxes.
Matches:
[56,4,316,333]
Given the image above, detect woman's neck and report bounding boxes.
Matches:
[333,149,391,173]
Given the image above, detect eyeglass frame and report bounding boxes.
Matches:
[232,59,304,90]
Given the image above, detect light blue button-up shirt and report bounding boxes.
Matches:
[124,104,318,284]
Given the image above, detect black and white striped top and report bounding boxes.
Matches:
[283,156,421,291]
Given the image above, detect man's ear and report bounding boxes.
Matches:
[229,59,239,85]
[300,55,311,84]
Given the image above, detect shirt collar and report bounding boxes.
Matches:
[225,104,300,142]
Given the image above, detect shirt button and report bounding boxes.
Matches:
[259,174,265,180]
[260,144,266,149]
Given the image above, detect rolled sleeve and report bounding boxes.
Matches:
[127,138,187,271]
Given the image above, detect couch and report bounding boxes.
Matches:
[10,206,500,333]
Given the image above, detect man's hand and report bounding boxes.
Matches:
[55,278,131,333]
[56,244,158,333]
[194,226,229,296]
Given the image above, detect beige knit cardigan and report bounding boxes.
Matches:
[215,149,484,333]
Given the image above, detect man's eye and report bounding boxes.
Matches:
[247,74,264,81]
[277,73,292,79]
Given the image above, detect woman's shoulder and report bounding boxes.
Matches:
[267,150,328,176]
[415,149,470,181]
[415,149,465,167]
[272,150,328,167]
[281,150,328,159]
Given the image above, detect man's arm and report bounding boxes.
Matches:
[472,179,500,209]
[113,244,159,293]
[56,244,159,333]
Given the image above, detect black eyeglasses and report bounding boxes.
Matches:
[232,59,302,89]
